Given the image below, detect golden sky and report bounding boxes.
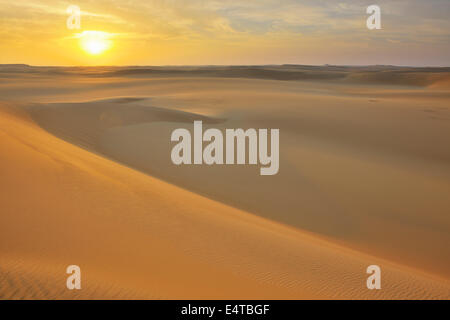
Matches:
[1,0,449,66]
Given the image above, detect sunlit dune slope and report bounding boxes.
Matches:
[1,103,449,299]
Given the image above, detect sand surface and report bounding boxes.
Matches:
[1,65,449,299]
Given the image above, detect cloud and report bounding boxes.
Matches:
[1,0,449,65]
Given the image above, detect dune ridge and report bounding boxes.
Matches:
[1,104,449,299]
[26,83,450,280]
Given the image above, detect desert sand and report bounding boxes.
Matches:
[0,65,449,299]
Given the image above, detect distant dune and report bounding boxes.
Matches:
[0,65,449,299]
[1,64,449,87]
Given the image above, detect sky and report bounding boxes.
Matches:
[0,0,449,66]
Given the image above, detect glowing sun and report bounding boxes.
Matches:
[78,31,112,55]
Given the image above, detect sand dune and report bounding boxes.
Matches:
[1,65,450,299]
[2,64,450,87]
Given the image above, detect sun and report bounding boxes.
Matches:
[78,31,112,55]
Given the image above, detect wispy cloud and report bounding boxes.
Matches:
[1,0,449,65]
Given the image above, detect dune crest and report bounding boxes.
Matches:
[1,103,449,299]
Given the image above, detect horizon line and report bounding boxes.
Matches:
[1,63,450,68]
